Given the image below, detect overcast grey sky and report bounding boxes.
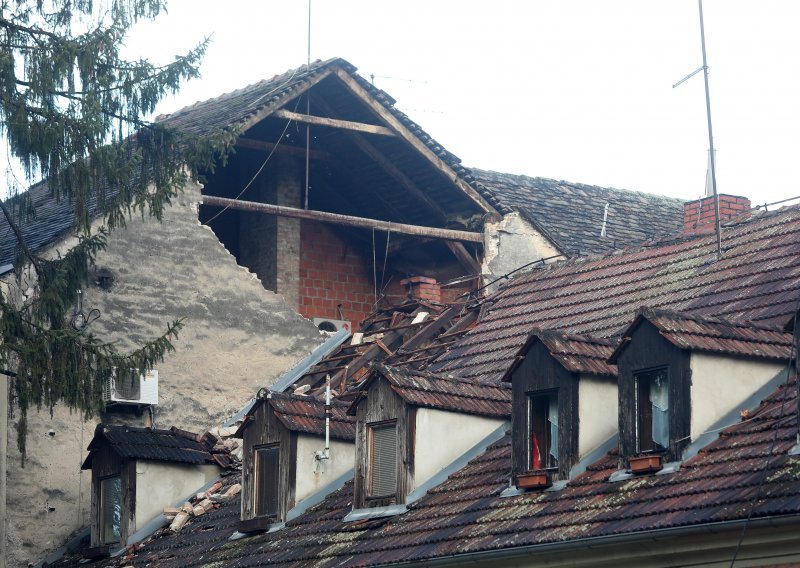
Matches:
[123,1,799,208]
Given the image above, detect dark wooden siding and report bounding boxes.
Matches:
[617,321,691,463]
[353,377,410,509]
[241,401,296,523]
[510,342,579,480]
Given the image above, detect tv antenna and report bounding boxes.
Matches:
[673,0,722,258]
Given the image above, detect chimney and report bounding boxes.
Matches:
[400,276,441,304]
[683,194,751,234]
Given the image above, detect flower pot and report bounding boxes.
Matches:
[629,454,663,474]
[515,471,552,489]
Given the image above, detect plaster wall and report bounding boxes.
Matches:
[294,435,355,504]
[3,180,322,567]
[134,461,219,529]
[577,375,618,460]
[482,212,561,292]
[689,353,785,441]
[414,408,503,490]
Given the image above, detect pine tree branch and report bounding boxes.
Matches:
[0,195,41,274]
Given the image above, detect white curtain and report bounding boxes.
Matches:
[548,396,559,464]
[650,373,669,450]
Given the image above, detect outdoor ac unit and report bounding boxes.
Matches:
[103,369,158,405]
[312,318,352,334]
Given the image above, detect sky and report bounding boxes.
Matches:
[19,1,800,207]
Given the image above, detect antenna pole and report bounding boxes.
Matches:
[698,0,722,258]
[304,0,312,210]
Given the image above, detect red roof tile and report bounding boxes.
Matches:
[373,365,512,418]
[434,206,800,383]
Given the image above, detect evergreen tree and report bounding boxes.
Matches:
[0,0,235,461]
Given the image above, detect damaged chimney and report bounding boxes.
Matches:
[683,194,751,234]
[400,276,441,304]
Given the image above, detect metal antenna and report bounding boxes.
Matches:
[673,0,722,258]
[304,0,312,210]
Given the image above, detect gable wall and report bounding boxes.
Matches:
[3,179,322,567]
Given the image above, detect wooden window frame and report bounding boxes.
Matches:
[527,390,559,472]
[98,474,122,545]
[366,420,398,500]
[253,443,280,519]
[635,367,670,454]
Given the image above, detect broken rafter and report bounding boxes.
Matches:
[201,196,483,243]
[272,108,396,137]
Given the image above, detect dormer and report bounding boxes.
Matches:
[81,424,228,554]
[504,330,617,487]
[349,365,510,514]
[236,392,356,533]
[611,308,793,468]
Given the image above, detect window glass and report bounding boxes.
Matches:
[529,392,558,470]
[100,476,121,544]
[368,422,397,497]
[636,368,669,452]
[255,445,280,517]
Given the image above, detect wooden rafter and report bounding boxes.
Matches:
[235,137,332,160]
[272,109,395,137]
[201,196,483,243]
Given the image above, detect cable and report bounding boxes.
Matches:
[729,297,799,566]
[379,230,390,293]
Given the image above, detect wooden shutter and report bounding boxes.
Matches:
[369,423,397,497]
[255,445,280,517]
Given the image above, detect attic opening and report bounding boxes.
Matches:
[196,68,485,323]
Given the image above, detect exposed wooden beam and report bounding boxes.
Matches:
[332,67,499,216]
[201,195,483,243]
[313,98,484,275]
[238,68,335,134]
[272,108,396,137]
[235,137,332,160]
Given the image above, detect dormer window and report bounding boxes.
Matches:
[368,421,397,498]
[635,368,669,454]
[254,444,280,517]
[529,391,558,470]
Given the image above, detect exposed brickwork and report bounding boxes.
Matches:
[683,194,751,234]
[299,220,404,325]
[400,276,441,303]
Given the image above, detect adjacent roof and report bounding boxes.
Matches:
[469,169,686,255]
[433,205,800,383]
[89,376,800,567]
[611,308,796,362]
[504,330,617,381]
[362,364,512,418]
[239,392,356,441]
[81,424,228,469]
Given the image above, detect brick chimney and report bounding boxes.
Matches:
[683,194,751,234]
[400,276,441,303]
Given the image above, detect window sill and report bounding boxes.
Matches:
[515,470,553,489]
[238,516,275,534]
[344,504,408,522]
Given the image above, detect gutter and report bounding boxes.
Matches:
[377,514,800,567]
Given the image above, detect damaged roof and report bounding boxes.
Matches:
[433,205,800,383]
[611,307,796,362]
[85,374,800,567]
[239,392,357,441]
[504,330,617,380]
[469,169,686,255]
[81,424,228,469]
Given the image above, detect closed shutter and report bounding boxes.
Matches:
[369,423,397,497]
[255,445,280,517]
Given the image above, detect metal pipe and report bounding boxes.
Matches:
[698,0,722,258]
[325,375,331,454]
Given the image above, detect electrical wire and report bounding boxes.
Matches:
[729,298,799,567]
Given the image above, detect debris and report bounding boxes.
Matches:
[294,384,311,395]
[224,483,242,497]
[169,511,190,532]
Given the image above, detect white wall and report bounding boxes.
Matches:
[414,409,504,491]
[690,353,785,441]
[482,212,561,291]
[295,435,355,504]
[577,375,618,460]
[134,461,219,529]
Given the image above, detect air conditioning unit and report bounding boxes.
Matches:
[103,369,158,405]
[312,318,352,334]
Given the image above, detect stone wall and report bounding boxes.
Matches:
[3,180,322,567]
